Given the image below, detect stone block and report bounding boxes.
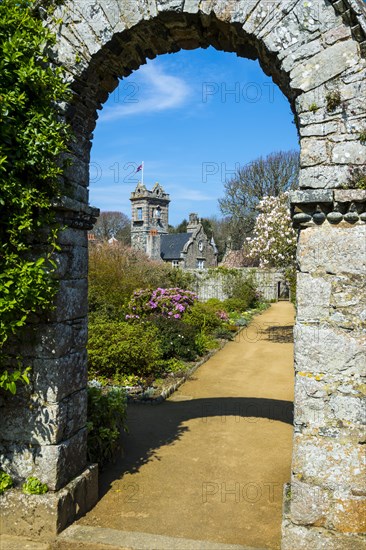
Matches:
[54,246,89,279]
[290,40,359,91]
[299,164,350,188]
[0,388,86,445]
[299,121,340,137]
[31,351,87,402]
[19,322,74,359]
[0,464,98,541]
[282,520,366,549]
[288,479,330,526]
[296,273,332,321]
[301,138,329,166]
[294,374,327,428]
[292,434,366,493]
[330,497,366,533]
[57,227,88,248]
[281,39,324,74]
[298,224,366,275]
[291,189,333,204]
[329,395,366,426]
[334,190,366,203]
[0,429,88,490]
[323,24,352,45]
[294,324,365,377]
[50,279,88,322]
[332,141,366,164]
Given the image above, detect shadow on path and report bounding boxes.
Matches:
[100,396,293,498]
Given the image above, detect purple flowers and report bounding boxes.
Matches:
[216,310,229,321]
[126,287,198,320]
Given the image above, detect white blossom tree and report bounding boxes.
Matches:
[245,193,297,269]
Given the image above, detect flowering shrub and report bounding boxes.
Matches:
[246,193,297,269]
[126,287,198,320]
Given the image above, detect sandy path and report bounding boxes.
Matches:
[79,302,295,550]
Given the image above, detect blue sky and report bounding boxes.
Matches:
[89,47,299,226]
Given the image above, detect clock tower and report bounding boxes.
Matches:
[130,182,170,259]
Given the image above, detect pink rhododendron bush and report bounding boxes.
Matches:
[246,193,297,269]
[126,287,198,320]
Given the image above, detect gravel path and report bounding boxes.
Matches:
[79,302,295,550]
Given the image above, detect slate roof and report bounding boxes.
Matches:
[160,233,192,260]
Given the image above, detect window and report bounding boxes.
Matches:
[197,260,205,269]
[137,207,143,220]
[172,260,180,268]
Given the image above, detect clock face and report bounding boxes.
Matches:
[198,240,203,252]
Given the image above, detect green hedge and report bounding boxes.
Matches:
[88,321,162,378]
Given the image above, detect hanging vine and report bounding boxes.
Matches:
[0,0,70,393]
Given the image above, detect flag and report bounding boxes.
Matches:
[136,163,143,173]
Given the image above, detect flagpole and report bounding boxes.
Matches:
[141,161,144,186]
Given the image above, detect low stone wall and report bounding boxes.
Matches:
[188,268,289,302]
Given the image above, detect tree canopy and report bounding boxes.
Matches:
[218,150,299,245]
[93,211,131,245]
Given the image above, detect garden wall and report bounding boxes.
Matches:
[189,268,289,302]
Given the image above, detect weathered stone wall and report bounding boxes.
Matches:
[189,268,288,302]
[282,194,366,549]
[1,0,365,545]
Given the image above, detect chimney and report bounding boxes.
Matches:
[187,213,199,232]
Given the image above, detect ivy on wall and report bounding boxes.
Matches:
[0,0,70,393]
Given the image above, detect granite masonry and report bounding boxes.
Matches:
[0,0,365,547]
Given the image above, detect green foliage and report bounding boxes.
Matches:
[343,165,366,190]
[223,297,248,313]
[285,266,297,305]
[150,316,200,361]
[182,301,223,332]
[0,470,13,494]
[212,326,234,340]
[309,103,319,113]
[87,386,127,467]
[194,331,218,355]
[153,357,188,375]
[222,272,258,311]
[0,0,70,392]
[22,477,48,495]
[88,321,162,378]
[88,243,195,322]
[0,366,30,395]
[358,129,366,145]
[325,90,341,112]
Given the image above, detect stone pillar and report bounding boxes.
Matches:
[282,190,366,549]
[0,199,99,540]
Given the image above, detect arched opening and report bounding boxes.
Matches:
[85,45,298,549]
[1,2,365,547]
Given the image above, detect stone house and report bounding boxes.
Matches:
[130,183,217,268]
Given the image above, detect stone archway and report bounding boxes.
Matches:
[1,1,365,548]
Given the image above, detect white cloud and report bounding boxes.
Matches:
[100,64,190,121]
